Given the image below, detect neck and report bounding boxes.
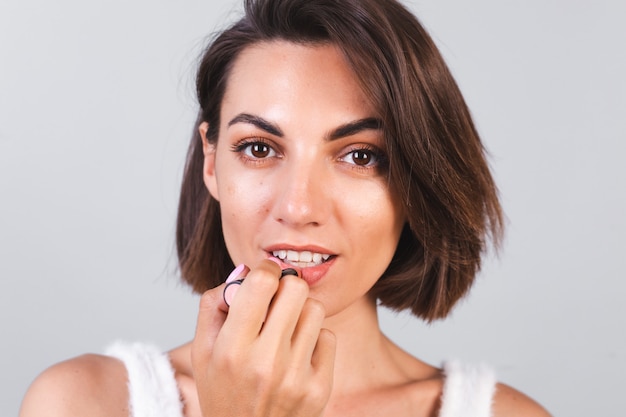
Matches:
[322,296,406,395]
[170,296,420,396]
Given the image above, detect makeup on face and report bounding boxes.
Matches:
[210,43,406,317]
[223,265,299,307]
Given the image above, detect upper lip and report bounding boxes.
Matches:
[264,244,336,255]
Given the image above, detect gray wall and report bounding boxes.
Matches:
[1,1,624,416]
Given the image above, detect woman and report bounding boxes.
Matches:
[20,0,550,416]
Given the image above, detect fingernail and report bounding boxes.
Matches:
[226,264,246,284]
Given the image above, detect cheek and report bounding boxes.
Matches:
[216,170,274,250]
[216,156,268,212]
[344,183,404,238]
[361,190,404,262]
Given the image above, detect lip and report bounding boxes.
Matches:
[265,243,335,255]
[264,244,337,287]
[268,255,336,287]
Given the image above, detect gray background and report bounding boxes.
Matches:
[1,0,624,416]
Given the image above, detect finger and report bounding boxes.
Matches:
[289,298,326,364]
[260,275,310,348]
[311,328,336,378]
[307,328,336,410]
[221,259,282,339]
[223,264,250,307]
[194,263,249,353]
[192,285,228,366]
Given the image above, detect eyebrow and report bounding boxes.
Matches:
[227,113,382,140]
[228,113,284,137]
[327,117,382,141]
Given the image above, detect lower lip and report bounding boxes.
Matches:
[269,256,336,286]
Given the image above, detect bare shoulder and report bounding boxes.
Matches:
[19,354,129,417]
[492,383,552,417]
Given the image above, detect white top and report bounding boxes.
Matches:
[439,360,496,417]
[106,342,184,417]
[106,341,496,417]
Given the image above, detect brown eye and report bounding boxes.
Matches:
[233,140,277,159]
[250,143,270,158]
[351,150,372,166]
[340,148,380,167]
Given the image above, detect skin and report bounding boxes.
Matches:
[19,41,551,417]
[203,40,406,321]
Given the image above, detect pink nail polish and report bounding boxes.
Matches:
[226,264,245,284]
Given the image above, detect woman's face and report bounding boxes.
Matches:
[201,41,405,317]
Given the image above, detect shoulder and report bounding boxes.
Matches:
[492,383,552,417]
[19,354,129,417]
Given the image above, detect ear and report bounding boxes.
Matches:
[200,122,220,201]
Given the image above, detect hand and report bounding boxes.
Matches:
[191,259,336,417]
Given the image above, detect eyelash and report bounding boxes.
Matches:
[230,139,387,171]
[231,138,279,163]
[338,145,387,171]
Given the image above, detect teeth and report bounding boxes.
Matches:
[272,249,332,266]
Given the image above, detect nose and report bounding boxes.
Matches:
[271,157,330,228]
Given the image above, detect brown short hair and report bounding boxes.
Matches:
[176,0,503,321]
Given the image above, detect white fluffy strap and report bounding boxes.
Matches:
[439,360,497,417]
[105,341,184,417]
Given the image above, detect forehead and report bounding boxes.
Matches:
[220,40,377,125]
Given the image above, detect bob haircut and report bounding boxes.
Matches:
[177,0,503,321]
